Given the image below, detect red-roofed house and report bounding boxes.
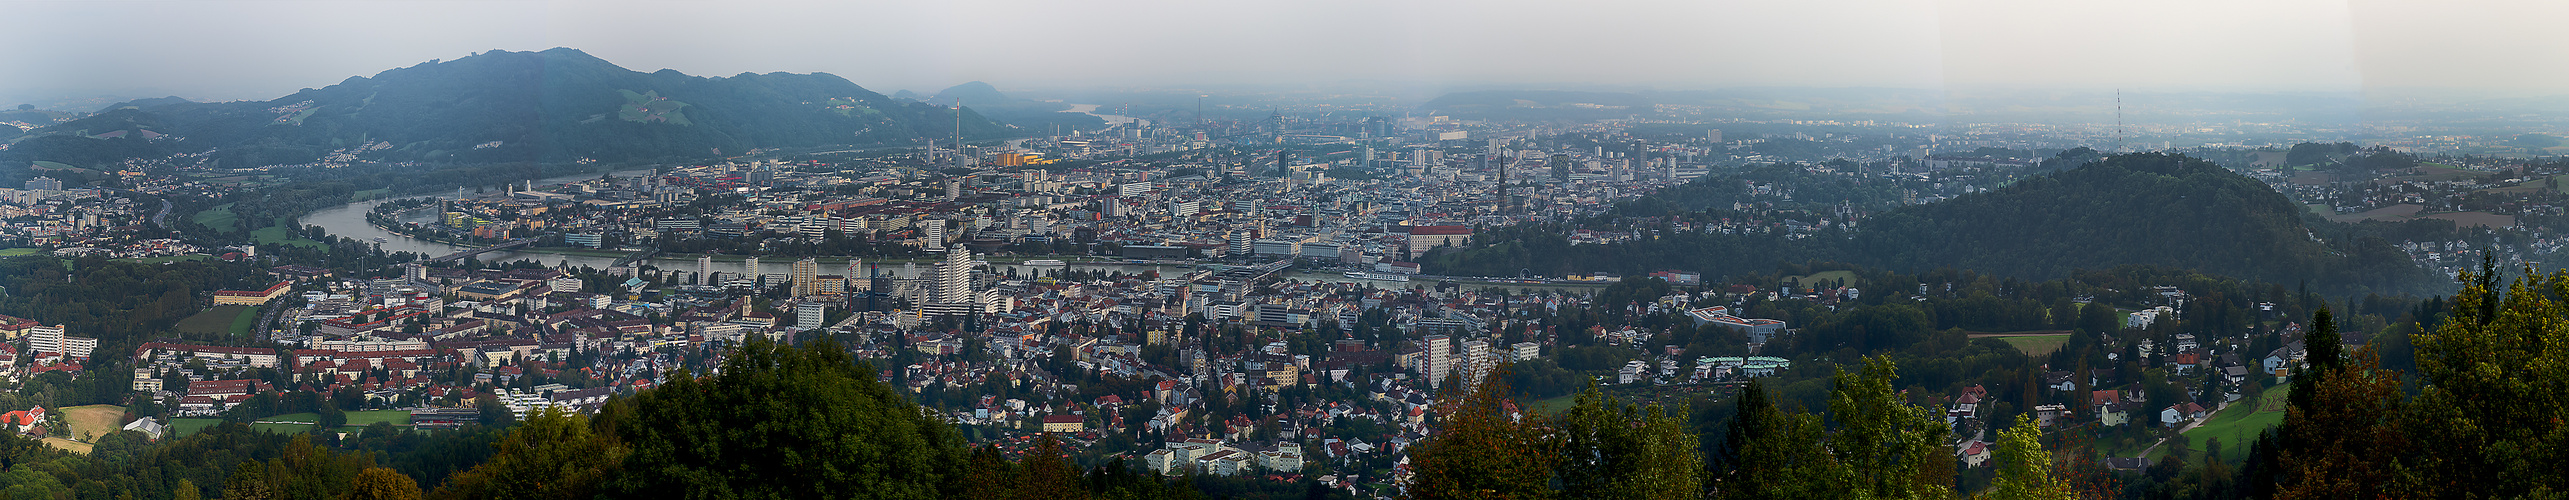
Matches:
[0,315,38,339]
[3,406,44,434]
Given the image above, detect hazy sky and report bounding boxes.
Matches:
[8,0,2567,104]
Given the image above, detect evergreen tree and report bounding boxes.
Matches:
[2305,307,2343,375]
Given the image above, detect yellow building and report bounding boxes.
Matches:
[0,315,37,339]
[1041,415,1085,433]
[213,282,291,306]
[995,152,1050,167]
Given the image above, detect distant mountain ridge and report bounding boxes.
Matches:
[909,81,1107,133]
[924,81,1012,107]
[2,48,1014,168]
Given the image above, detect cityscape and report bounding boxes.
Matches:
[3,1,2569,499]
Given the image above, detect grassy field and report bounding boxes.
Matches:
[229,306,262,336]
[191,203,241,234]
[617,89,694,125]
[2152,384,2292,463]
[61,405,124,443]
[250,217,325,249]
[175,305,258,337]
[169,418,224,438]
[352,188,391,201]
[41,438,92,454]
[1996,335,2072,357]
[0,248,39,257]
[1787,270,1859,289]
[238,410,414,435]
[1528,393,1580,415]
[345,410,412,428]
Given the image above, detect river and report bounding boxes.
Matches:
[300,169,1175,279]
[1064,103,1148,128]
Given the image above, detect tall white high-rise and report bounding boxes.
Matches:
[1464,339,1493,388]
[698,255,714,285]
[27,325,65,354]
[937,248,974,306]
[1423,335,1452,389]
[921,219,947,249]
[743,257,761,286]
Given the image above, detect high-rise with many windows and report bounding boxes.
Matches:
[1422,335,1452,389]
[791,258,820,297]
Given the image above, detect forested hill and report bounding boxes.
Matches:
[1422,153,2442,295]
[3,48,1014,169]
[1852,153,2434,292]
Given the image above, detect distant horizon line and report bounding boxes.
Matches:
[13,83,2563,113]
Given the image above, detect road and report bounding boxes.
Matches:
[256,300,287,342]
[151,197,171,228]
[2134,397,2235,459]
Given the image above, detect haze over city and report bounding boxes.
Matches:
[8,1,2569,499]
[11,0,2569,106]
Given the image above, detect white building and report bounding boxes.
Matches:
[796,302,826,331]
[1422,335,1452,389]
[27,325,95,359]
[1511,341,1541,362]
[1618,359,1650,384]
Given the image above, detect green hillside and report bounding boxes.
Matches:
[1852,153,2434,292]
[3,48,1015,169]
[1423,153,2441,295]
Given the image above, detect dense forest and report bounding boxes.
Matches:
[1423,153,2445,296]
[0,256,266,412]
